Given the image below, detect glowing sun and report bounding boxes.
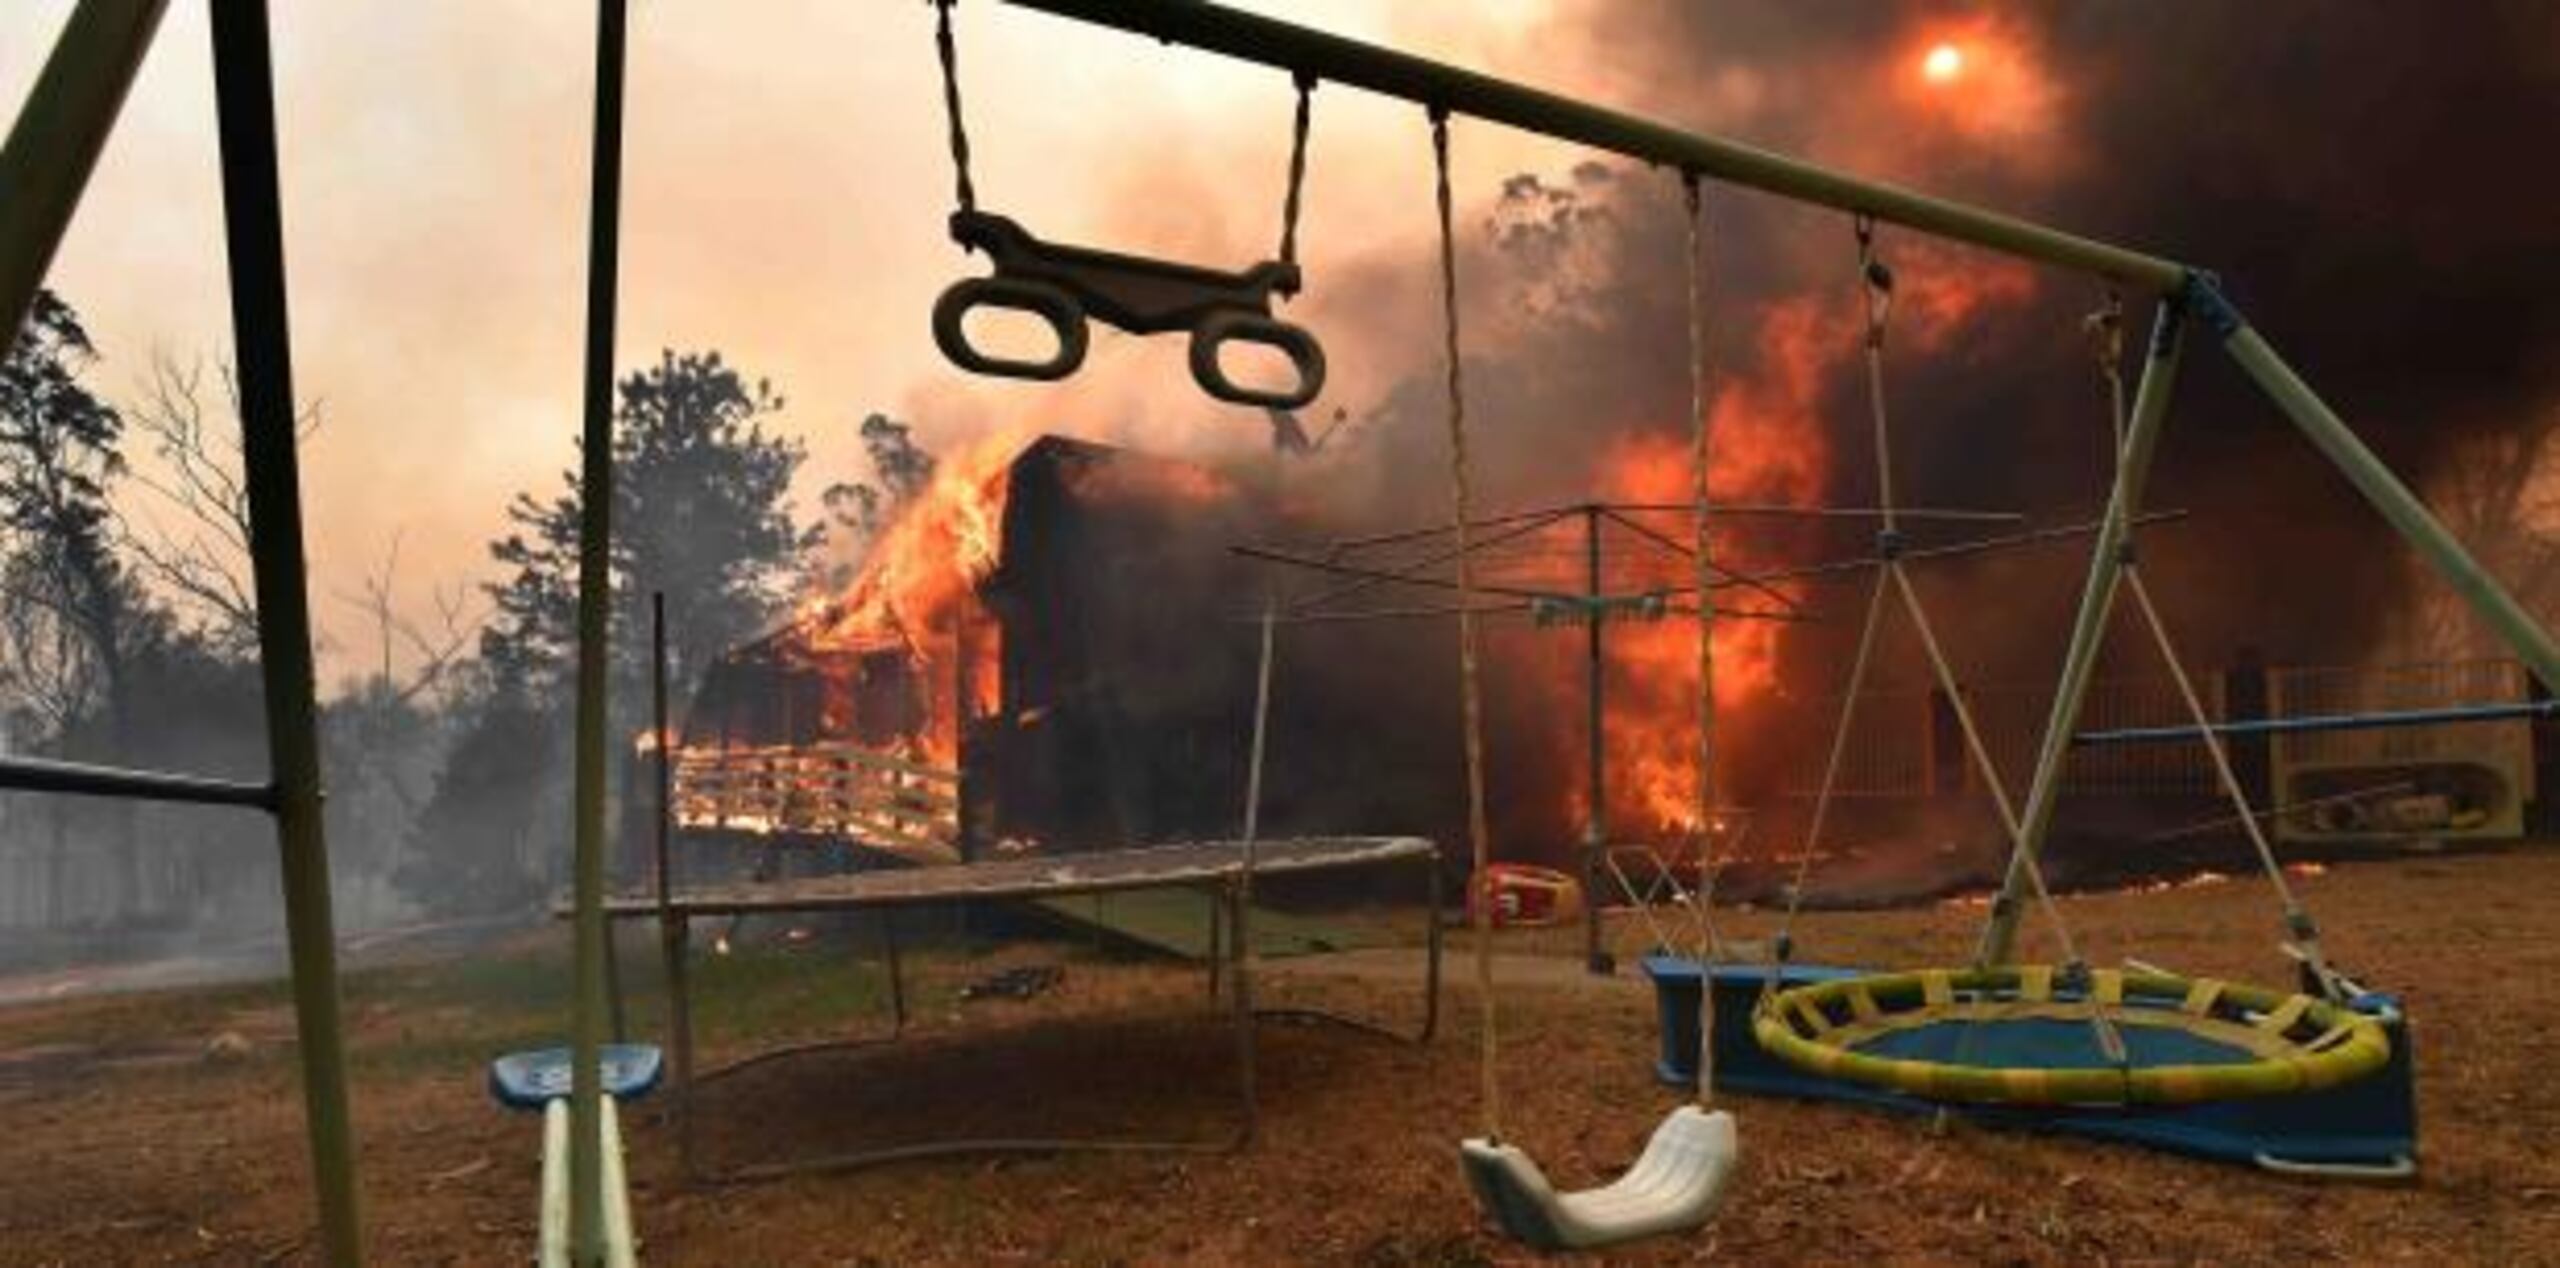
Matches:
[1922,43,1965,84]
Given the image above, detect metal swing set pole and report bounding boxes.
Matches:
[998,0,2560,962]
[3,2,363,1262]
[567,0,630,1261]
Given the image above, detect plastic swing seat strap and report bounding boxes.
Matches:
[1462,1107,1740,1253]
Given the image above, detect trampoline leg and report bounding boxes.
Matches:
[880,909,907,1036]
[663,913,697,1183]
[1221,881,1258,1150]
[1421,852,1443,1043]
[603,915,627,1045]
[1205,892,1224,1001]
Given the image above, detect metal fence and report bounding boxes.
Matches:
[2270,658,2535,840]
[1785,673,2225,801]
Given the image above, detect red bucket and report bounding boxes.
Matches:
[1467,863,1586,928]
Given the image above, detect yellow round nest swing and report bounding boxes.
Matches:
[1752,965,2391,1106]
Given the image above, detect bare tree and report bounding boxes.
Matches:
[330,529,483,707]
[2390,407,2560,661]
[117,352,320,649]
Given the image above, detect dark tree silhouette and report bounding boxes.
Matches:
[482,348,814,696]
[412,350,820,916]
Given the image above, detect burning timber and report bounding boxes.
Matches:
[675,436,1309,862]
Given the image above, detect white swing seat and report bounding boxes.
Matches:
[1460,1106,1739,1251]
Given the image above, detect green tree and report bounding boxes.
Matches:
[411,350,819,916]
[0,290,152,916]
[816,411,938,587]
[396,665,557,919]
[483,349,815,696]
[0,291,132,729]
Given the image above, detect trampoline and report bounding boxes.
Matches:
[1752,966,2391,1106]
[573,835,1442,1181]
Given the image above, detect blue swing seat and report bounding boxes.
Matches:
[488,1043,664,1112]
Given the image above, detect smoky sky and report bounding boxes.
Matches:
[1556,0,2560,662]
[1304,1,2560,678]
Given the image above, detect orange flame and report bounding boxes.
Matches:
[792,429,1030,763]
[1555,245,2036,842]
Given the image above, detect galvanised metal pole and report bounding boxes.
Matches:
[569,0,629,1260]
[1581,504,1606,973]
[2195,279,2560,695]
[206,3,363,1262]
[999,0,2187,294]
[0,754,272,809]
[1977,295,2187,967]
[0,0,166,342]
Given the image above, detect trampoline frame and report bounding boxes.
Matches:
[577,836,1442,1183]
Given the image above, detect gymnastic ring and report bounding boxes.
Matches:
[932,276,1088,381]
[1188,309,1327,410]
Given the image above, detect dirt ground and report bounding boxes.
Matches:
[4,847,2559,1265]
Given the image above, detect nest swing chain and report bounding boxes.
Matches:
[1277,72,1316,274]
[931,0,975,215]
[922,1,1329,409]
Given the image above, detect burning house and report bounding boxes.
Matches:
[679,435,1347,860]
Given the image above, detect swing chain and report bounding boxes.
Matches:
[2084,288,2125,385]
[930,0,977,214]
[1278,72,1317,271]
[1855,214,1893,349]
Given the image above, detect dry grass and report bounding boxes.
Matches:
[4,848,2560,1264]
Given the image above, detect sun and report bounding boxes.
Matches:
[1922,43,1965,84]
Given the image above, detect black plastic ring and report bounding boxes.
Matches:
[1188,311,1327,410]
[931,276,1088,381]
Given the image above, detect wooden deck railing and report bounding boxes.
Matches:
[670,742,960,857]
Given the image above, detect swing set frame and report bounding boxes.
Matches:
[8,0,2557,1262]
[993,0,2560,976]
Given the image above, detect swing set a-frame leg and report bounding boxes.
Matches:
[1977,294,2188,966]
[1981,273,2560,967]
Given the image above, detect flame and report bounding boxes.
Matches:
[2115,870,2233,897]
[791,429,1030,763]
[1541,243,2035,843]
[1535,292,1841,840]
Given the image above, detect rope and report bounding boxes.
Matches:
[2086,290,2126,450]
[2086,332,2337,995]
[1278,73,1316,270]
[1433,108,1501,1142]
[1766,568,1891,984]
[2121,570,2329,972]
[930,0,976,214]
[1766,217,2123,1060]
[1680,172,1721,1107]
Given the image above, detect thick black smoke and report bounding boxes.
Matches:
[1248,3,2558,868]
[1547,0,2560,663]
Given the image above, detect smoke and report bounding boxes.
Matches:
[1146,1,2560,863]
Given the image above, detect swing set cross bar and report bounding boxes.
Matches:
[997,0,2187,292]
